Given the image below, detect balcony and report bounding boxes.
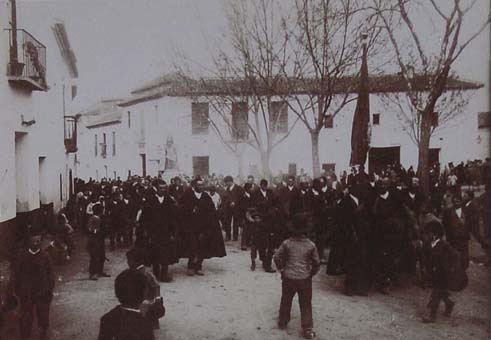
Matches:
[6,29,47,92]
[64,116,78,153]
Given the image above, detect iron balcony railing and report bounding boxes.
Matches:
[6,28,47,91]
[64,116,78,153]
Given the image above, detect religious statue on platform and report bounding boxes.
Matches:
[164,136,178,170]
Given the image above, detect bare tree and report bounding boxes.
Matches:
[273,0,383,177]
[173,0,301,179]
[371,0,490,194]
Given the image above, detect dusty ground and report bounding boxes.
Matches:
[2,233,490,340]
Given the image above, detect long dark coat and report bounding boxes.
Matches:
[177,189,226,259]
[144,195,178,264]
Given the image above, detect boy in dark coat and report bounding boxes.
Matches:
[126,249,165,330]
[421,220,457,323]
[10,231,55,340]
[98,269,155,340]
[274,213,320,339]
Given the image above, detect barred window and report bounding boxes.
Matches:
[231,101,249,141]
[269,101,288,133]
[192,102,209,135]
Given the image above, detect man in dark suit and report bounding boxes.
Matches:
[251,179,278,272]
[10,232,55,340]
[169,177,185,202]
[108,191,124,251]
[277,175,301,219]
[442,194,470,270]
[462,190,481,244]
[179,178,216,276]
[221,175,245,241]
[98,269,156,340]
[145,181,177,282]
[239,182,255,250]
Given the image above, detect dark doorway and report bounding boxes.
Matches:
[141,154,146,177]
[193,156,209,177]
[369,146,400,174]
[429,148,440,167]
[288,163,297,177]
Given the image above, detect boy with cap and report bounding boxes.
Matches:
[274,213,320,339]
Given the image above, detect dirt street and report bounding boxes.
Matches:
[3,235,490,340]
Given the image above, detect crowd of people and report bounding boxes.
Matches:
[5,158,490,340]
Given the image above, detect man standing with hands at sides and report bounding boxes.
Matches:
[179,177,216,276]
[222,175,244,242]
[87,203,110,281]
[274,212,320,339]
[10,230,55,340]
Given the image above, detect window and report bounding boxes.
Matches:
[373,113,380,125]
[324,114,334,128]
[322,163,336,174]
[192,102,209,135]
[112,131,116,156]
[193,156,209,177]
[127,111,131,128]
[431,111,438,127]
[231,101,249,141]
[94,134,98,156]
[101,133,107,158]
[71,85,77,100]
[269,101,288,133]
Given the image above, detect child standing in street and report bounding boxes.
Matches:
[273,212,320,339]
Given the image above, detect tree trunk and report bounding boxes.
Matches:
[260,150,272,181]
[417,113,432,196]
[311,131,321,178]
[237,152,244,180]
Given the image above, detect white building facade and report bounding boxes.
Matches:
[0,1,79,257]
[111,75,488,180]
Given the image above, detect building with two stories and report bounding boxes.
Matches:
[0,0,79,256]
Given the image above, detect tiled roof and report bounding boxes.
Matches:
[118,73,483,107]
[85,111,122,128]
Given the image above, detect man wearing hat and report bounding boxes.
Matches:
[274,212,320,339]
[221,175,245,242]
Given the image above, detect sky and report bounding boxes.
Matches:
[14,0,491,111]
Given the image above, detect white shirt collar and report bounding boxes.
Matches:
[288,185,294,191]
[229,183,235,191]
[465,201,471,207]
[408,192,415,199]
[124,199,129,204]
[350,194,359,206]
[380,191,389,200]
[120,306,141,313]
[455,208,462,218]
[312,189,319,196]
[156,195,165,203]
[28,248,40,255]
[260,189,267,197]
[321,186,328,193]
[431,238,440,248]
[194,190,202,199]
[244,192,250,198]
[136,264,145,270]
